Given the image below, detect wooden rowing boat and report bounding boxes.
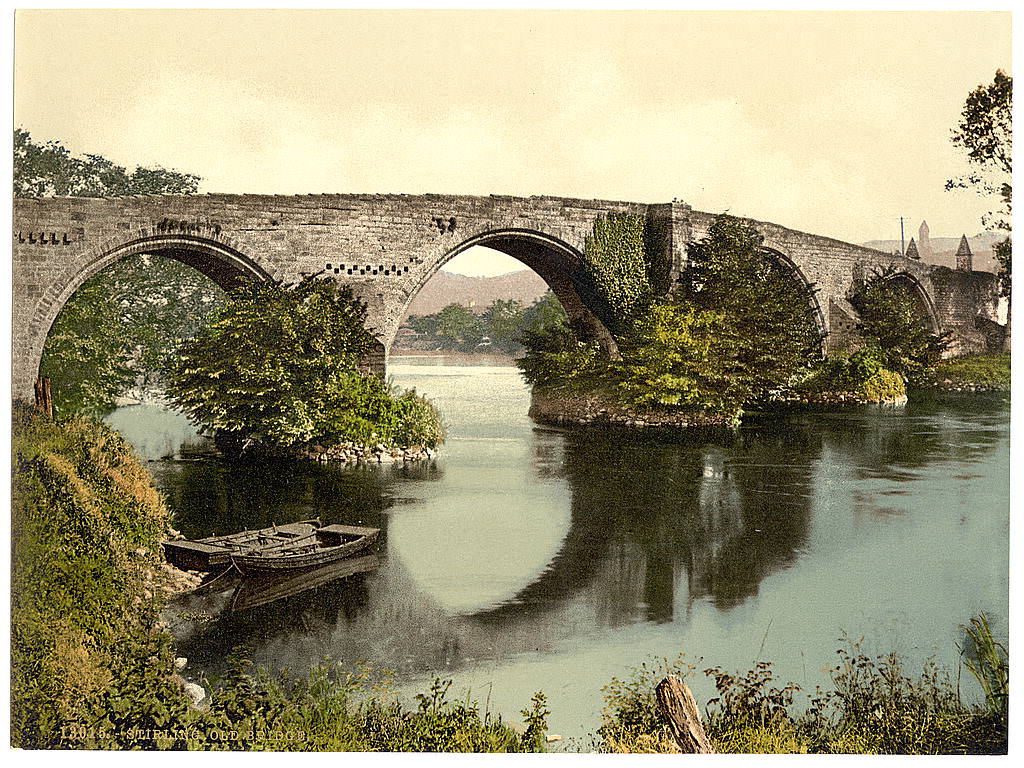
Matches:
[230,524,380,575]
[162,519,321,572]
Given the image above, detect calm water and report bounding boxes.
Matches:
[108,361,1010,743]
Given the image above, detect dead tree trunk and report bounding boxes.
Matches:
[655,675,714,754]
[34,377,53,419]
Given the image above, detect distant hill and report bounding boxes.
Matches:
[405,269,548,316]
[860,232,1004,273]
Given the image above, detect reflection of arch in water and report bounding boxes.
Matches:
[474,426,819,622]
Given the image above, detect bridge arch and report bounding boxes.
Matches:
[759,245,828,346]
[27,233,271,390]
[876,270,942,334]
[394,227,620,359]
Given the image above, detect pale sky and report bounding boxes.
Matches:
[14,10,1012,276]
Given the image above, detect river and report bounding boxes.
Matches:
[106,359,1010,745]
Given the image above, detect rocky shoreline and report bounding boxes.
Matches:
[299,441,436,465]
[528,389,737,429]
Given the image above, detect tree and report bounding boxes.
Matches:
[483,299,526,352]
[14,128,200,198]
[946,71,1012,349]
[848,267,946,383]
[435,303,484,350]
[38,281,135,416]
[166,277,443,454]
[674,216,824,401]
[16,129,212,413]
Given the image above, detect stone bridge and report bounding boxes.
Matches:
[12,193,1003,399]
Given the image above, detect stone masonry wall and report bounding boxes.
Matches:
[12,193,1003,400]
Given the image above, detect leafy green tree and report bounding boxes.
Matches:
[165,277,441,454]
[616,303,740,414]
[518,292,571,351]
[675,216,825,401]
[14,128,200,198]
[945,71,1012,350]
[39,281,135,416]
[435,303,484,350]
[848,267,946,383]
[483,299,526,352]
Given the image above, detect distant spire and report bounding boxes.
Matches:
[956,234,973,271]
[905,237,920,260]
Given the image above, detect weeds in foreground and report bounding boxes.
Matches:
[597,630,1007,755]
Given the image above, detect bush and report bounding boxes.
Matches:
[615,302,744,417]
[798,347,907,403]
[166,277,443,453]
[924,353,1011,388]
[11,405,189,748]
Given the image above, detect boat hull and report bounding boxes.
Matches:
[231,526,379,575]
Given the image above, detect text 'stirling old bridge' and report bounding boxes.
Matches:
[12,193,1003,398]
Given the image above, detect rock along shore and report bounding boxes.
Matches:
[528,389,737,429]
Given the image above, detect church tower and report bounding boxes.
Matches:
[918,220,933,260]
[955,234,973,271]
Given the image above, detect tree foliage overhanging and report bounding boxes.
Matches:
[946,71,1012,304]
[518,215,826,418]
[17,129,222,414]
[165,277,443,453]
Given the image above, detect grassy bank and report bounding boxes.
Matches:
[916,353,1011,392]
[10,406,544,750]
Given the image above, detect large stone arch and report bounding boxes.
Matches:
[875,269,942,334]
[759,245,828,347]
[21,234,270,397]
[390,228,620,359]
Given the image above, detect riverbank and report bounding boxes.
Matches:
[529,388,738,429]
[10,406,545,751]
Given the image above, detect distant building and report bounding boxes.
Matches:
[905,237,920,260]
[918,220,933,260]
[956,234,973,271]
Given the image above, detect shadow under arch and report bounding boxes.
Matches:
[32,234,271,384]
[877,270,942,334]
[759,246,828,350]
[397,228,620,358]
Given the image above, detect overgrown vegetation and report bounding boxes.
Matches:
[848,266,947,384]
[17,129,223,415]
[518,215,824,422]
[166,277,443,455]
[581,213,654,334]
[796,347,907,403]
[946,70,1012,349]
[10,407,539,750]
[917,353,1011,390]
[596,630,1008,755]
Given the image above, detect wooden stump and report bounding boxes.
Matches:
[655,675,714,754]
[34,377,53,418]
